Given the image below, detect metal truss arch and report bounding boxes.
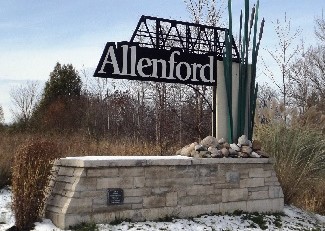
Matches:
[130,15,240,62]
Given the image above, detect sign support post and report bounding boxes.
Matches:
[212,85,217,138]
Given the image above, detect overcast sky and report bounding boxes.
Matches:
[0,0,324,123]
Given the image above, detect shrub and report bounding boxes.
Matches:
[0,155,11,189]
[0,132,26,189]
[255,124,325,205]
[12,139,61,231]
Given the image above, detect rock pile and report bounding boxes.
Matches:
[176,135,268,158]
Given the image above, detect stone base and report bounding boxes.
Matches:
[45,156,284,229]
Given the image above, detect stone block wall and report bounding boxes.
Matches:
[45,156,284,229]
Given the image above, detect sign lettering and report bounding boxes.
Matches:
[94,42,217,86]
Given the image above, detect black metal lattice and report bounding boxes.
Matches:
[130,15,240,62]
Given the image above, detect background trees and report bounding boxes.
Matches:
[0,105,4,125]
[40,62,82,109]
[283,16,325,128]
[261,13,301,122]
[9,81,40,125]
[31,62,85,133]
[5,60,211,148]
[5,2,324,144]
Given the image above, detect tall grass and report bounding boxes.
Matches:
[0,133,35,188]
[0,132,177,189]
[255,124,325,211]
[295,179,325,215]
[50,133,177,156]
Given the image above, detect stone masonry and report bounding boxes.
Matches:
[45,156,284,229]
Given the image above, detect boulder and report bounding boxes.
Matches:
[201,136,218,147]
[179,144,191,156]
[176,136,268,159]
[203,153,211,158]
[178,142,197,156]
[200,151,210,157]
[193,153,200,158]
[218,138,226,145]
[230,143,240,152]
[238,135,249,146]
[229,148,237,155]
[191,150,199,157]
[215,143,222,149]
[208,147,219,154]
[211,153,218,158]
[189,142,198,150]
[241,146,252,154]
[256,150,269,158]
[221,148,229,157]
[195,144,207,152]
[215,150,224,158]
[223,142,230,149]
[238,152,249,158]
[250,152,261,158]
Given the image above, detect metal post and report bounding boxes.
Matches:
[212,84,217,138]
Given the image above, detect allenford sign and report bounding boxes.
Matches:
[94,42,217,86]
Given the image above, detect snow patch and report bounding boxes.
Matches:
[0,188,324,231]
[0,187,15,231]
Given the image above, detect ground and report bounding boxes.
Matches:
[1,187,324,231]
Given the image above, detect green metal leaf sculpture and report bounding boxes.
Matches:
[223,0,264,142]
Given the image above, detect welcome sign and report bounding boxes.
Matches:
[94,42,217,86]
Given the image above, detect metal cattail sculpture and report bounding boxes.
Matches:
[223,0,264,142]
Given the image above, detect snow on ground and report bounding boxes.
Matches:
[0,187,14,231]
[0,188,324,231]
[97,209,325,231]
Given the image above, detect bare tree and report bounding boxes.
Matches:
[10,81,40,123]
[261,13,301,122]
[287,54,311,113]
[288,16,325,113]
[182,0,224,139]
[0,105,4,124]
[315,17,325,42]
[184,0,225,26]
[308,55,325,100]
[288,49,325,128]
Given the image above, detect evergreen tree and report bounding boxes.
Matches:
[32,62,84,132]
[42,62,82,105]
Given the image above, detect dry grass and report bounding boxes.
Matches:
[294,179,325,215]
[0,133,35,188]
[255,124,325,214]
[0,132,178,189]
[51,133,178,157]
